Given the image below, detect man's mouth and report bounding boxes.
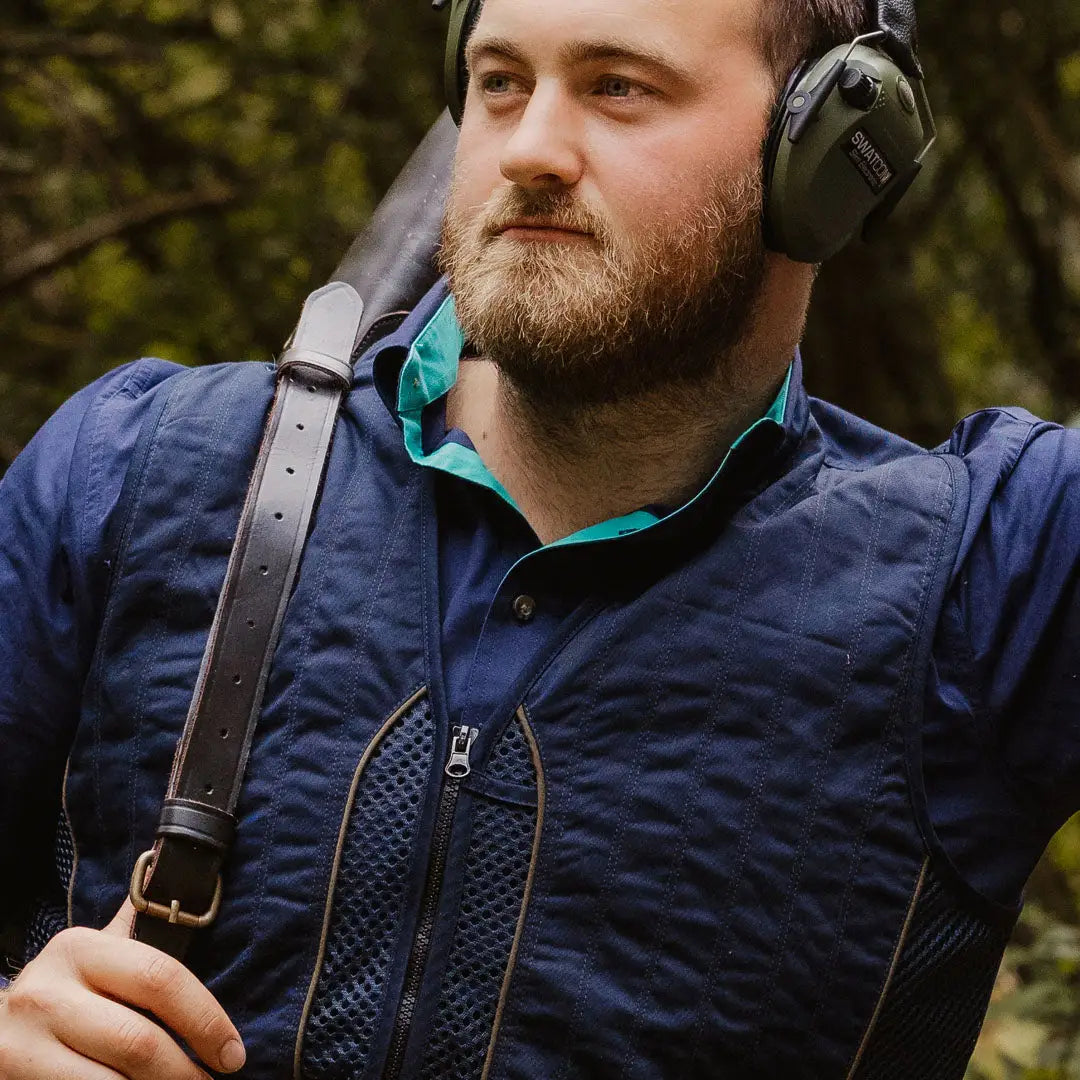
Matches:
[496,219,594,241]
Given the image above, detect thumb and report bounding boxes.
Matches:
[101,896,139,938]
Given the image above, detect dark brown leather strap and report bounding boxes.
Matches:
[130,282,363,961]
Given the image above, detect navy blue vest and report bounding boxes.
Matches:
[39,312,1015,1079]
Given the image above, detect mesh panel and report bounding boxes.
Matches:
[484,718,534,786]
[417,719,537,1080]
[851,865,1012,1080]
[301,696,436,1080]
[23,806,75,963]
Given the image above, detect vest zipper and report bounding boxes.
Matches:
[382,724,479,1080]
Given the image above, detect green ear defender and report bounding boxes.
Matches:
[440,0,479,125]
[436,0,935,264]
[763,15,936,262]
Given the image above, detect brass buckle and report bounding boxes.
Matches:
[128,849,223,929]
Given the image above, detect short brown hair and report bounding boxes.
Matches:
[758,0,869,86]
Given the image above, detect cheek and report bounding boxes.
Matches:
[608,118,764,217]
[581,140,716,238]
[586,71,770,201]
[451,124,507,209]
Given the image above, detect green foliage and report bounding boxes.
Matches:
[0,0,446,460]
[969,818,1080,1079]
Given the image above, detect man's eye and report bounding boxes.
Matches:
[480,73,516,94]
[596,76,644,98]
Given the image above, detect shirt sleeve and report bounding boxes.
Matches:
[0,358,182,922]
[948,408,1080,836]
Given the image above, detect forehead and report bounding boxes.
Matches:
[470,0,763,67]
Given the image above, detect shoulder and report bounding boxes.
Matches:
[25,355,275,461]
[924,408,1080,843]
[940,405,1059,482]
[3,359,185,532]
[808,397,1078,513]
[937,407,1080,572]
[809,396,930,470]
[2,358,273,572]
[32,357,187,460]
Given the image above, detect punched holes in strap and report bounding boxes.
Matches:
[131,283,364,961]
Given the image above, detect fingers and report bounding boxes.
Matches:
[65,930,245,1075]
[100,899,138,939]
[0,1033,129,1080]
[1,966,196,1080]
[44,981,213,1080]
[0,907,246,1080]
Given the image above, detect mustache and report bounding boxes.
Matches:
[480,188,609,241]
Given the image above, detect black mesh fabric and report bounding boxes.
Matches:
[484,717,534,786]
[851,864,1012,1080]
[301,696,436,1080]
[416,717,538,1080]
[23,806,75,964]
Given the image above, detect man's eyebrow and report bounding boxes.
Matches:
[562,38,691,83]
[465,34,694,86]
[465,35,528,71]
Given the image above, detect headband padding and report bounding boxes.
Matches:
[875,0,922,77]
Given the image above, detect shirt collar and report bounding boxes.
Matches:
[367,276,809,547]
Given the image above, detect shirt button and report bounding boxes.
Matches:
[512,594,537,623]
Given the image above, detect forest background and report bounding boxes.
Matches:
[2,0,1080,1074]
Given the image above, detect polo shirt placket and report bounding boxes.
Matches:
[388,293,791,736]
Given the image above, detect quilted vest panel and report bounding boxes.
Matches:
[44,351,1011,1080]
[480,445,1007,1080]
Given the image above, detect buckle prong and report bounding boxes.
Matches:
[129,849,223,930]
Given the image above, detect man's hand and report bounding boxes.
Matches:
[0,900,245,1078]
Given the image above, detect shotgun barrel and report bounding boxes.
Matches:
[332,110,458,350]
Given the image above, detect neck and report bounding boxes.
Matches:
[445,262,809,545]
[447,368,765,545]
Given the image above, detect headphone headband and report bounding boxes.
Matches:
[872,0,922,77]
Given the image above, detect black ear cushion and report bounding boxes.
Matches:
[875,0,922,77]
[761,61,810,246]
[454,0,485,113]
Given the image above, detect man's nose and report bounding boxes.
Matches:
[499,84,584,190]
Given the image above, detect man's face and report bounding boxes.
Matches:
[439,0,778,411]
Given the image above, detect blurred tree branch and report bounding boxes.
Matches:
[1018,90,1080,214]
[19,64,125,201]
[971,129,1080,398]
[0,31,164,62]
[0,183,235,292]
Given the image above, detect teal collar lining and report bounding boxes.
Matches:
[398,293,791,548]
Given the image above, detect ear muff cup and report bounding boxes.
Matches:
[761,61,811,228]
[444,0,483,124]
[763,41,934,263]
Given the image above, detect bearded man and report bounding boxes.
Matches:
[1,0,1078,1077]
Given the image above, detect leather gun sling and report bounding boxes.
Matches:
[130,283,363,961]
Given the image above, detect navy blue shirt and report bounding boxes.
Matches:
[394,294,788,742]
[3,288,1080,918]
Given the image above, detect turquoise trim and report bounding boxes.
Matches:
[398,295,518,506]
[765,363,791,426]
[558,507,661,544]
[397,294,464,412]
[396,294,791,548]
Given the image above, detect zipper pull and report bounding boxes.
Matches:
[445,725,479,779]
